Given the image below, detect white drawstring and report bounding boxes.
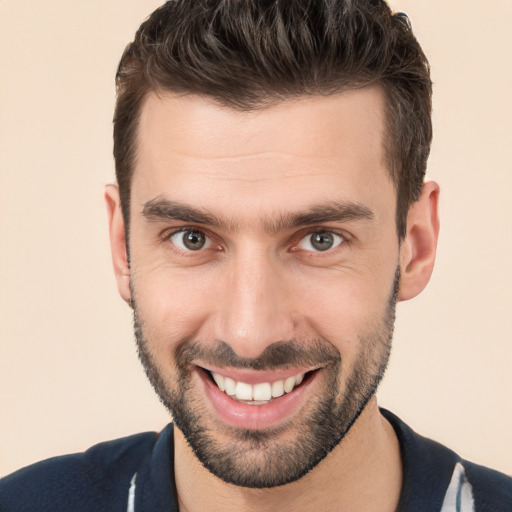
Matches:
[440,463,475,512]
[126,472,137,512]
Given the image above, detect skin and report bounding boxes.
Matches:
[106,86,439,511]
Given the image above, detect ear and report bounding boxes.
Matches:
[398,181,440,301]
[104,184,132,306]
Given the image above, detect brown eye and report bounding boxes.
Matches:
[170,230,211,251]
[297,231,344,252]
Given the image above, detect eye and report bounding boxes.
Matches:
[296,231,344,252]
[169,229,212,251]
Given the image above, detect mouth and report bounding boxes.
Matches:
[195,365,320,429]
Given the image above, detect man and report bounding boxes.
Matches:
[1,1,510,511]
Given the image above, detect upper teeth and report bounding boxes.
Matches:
[211,372,305,402]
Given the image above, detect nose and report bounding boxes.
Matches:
[213,245,296,359]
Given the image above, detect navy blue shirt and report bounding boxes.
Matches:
[1,409,511,511]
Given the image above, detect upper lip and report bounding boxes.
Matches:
[195,363,320,385]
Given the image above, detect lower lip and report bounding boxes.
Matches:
[196,368,318,430]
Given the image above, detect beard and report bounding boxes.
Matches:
[132,268,399,488]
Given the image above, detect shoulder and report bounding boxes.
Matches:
[0,431,159,512]
[462,459,512,511]
[380,408,512,512]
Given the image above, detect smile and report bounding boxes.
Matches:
[195,365,319,430]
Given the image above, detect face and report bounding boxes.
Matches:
[124,88,402,487]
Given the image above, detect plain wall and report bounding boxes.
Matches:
[0,0,511,476]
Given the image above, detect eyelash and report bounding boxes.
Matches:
[162,227,349,256]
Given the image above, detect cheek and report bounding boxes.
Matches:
[131,261,222,347]
[294,266,396,351]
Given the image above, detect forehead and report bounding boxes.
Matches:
[137,87,387,160]
[132,88,393,222]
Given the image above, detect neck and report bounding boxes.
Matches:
[173,398,403,512]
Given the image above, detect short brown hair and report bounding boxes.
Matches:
[114,0,432,239]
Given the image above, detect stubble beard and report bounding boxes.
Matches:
[131,269,398,488]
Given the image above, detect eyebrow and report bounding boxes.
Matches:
[142,197,374,233]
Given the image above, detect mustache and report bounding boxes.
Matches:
[174,338,341,372]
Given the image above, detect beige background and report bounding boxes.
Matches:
[0,1,511,477]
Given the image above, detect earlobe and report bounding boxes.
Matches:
[398,181,440,301]
[104,184,132,306]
